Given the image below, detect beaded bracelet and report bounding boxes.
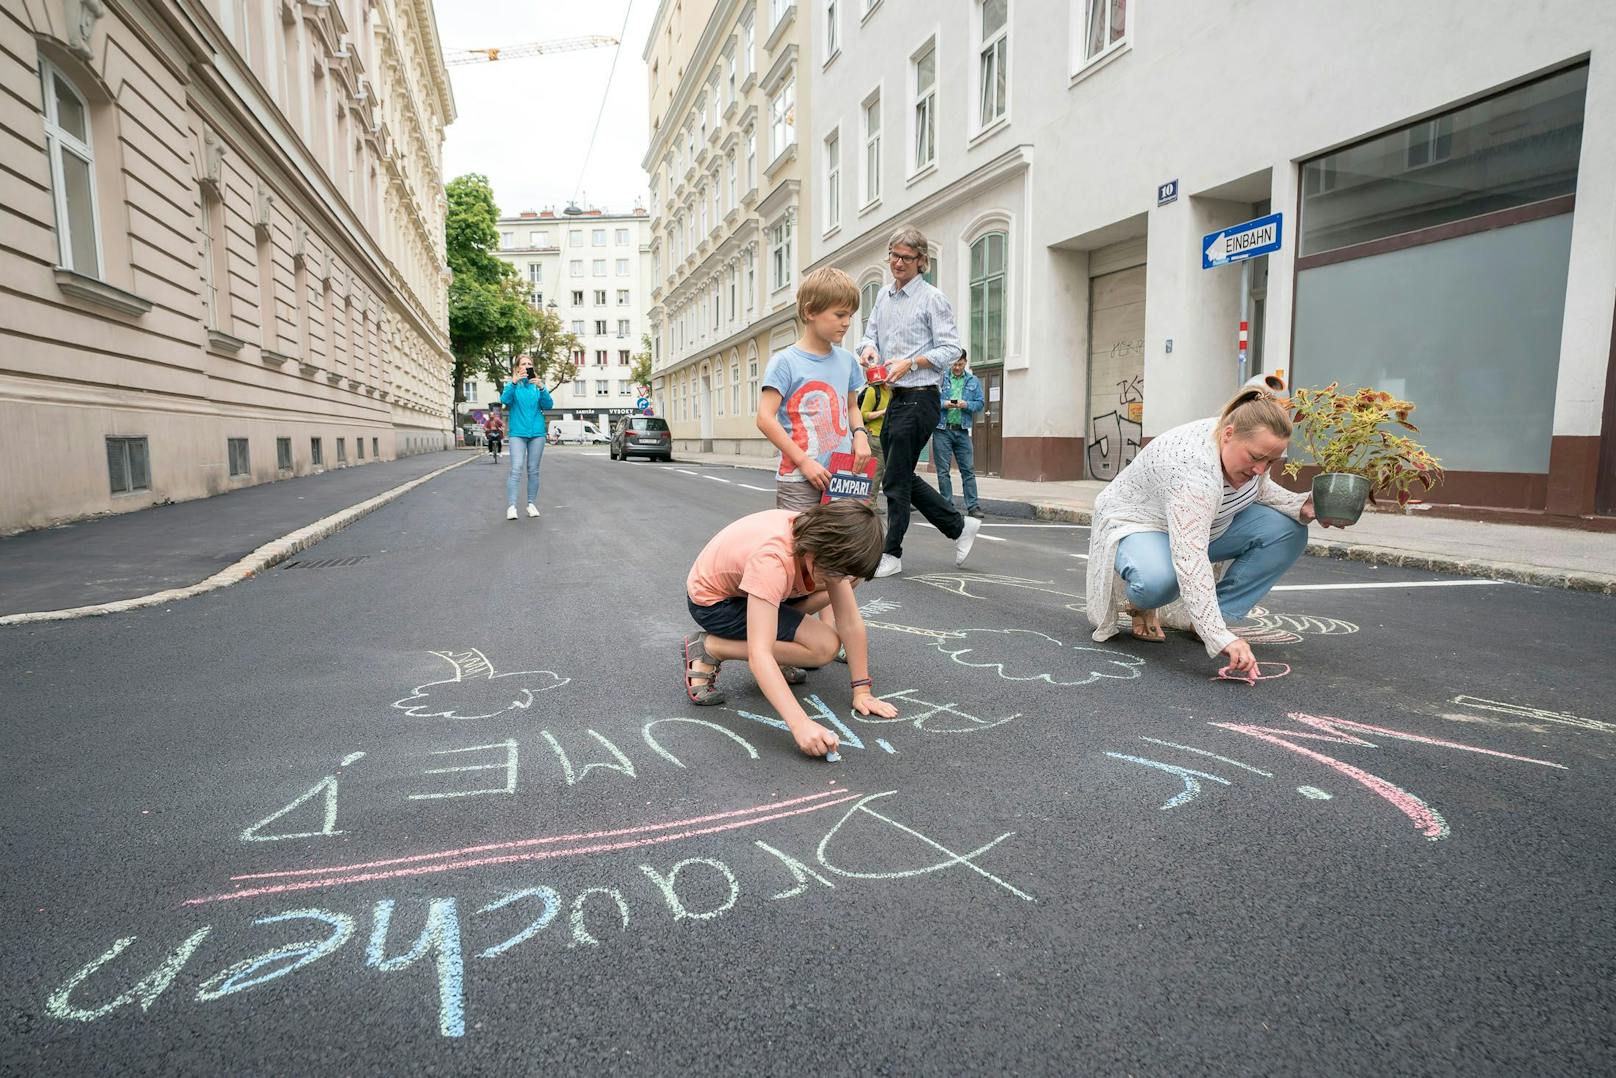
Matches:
[850,678,873,690]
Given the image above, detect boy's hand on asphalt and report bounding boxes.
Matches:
[800,459,832,491]
[789,719,839,757]
[853,692,897,719]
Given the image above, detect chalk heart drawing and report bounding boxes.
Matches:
[392,650,569,721]
[932,628,1145,686]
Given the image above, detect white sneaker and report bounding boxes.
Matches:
[526,503,540,518]
[954,515,982,566]
[506,505,518,520]
[874,554,902,578]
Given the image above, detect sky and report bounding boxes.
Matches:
[436,1,658,219]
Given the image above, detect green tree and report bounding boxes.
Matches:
[444,174,535,407]
[520,304,581,390]
[629,333,653,390]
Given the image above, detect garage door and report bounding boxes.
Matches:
[1086,259,1146,481]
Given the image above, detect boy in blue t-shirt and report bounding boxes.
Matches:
[757,267,872,512]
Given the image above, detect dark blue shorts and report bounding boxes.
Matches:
[687,594,807,642]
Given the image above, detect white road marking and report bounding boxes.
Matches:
[702,475,732,484]
[1269,580,1511,591]
[675,469,699,476]
[738,484,772,492]
[1069,553,1089,559]
[913,522,1006,541]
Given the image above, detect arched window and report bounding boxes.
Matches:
[968,230,1008,364]
[746,341,760,410]
[730,351,741,415]
[41,62,101,276]
[858,276,883,346]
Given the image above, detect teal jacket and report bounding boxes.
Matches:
[500,378,554,438]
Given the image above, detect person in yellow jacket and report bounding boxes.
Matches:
[856,373,893,515]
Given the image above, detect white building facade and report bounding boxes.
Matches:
[479,206,653,431]
[644,0,811,457]
[805,0,1616,517]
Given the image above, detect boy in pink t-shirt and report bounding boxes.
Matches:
[683,500,898,757]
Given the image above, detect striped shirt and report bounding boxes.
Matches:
[855,276,962,389]
[1209,477,1262,539]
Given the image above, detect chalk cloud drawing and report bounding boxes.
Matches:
[917,626,1145,686]
[392,649,569,721]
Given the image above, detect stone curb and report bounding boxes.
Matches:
[1009,500,1615,594]
[0,455,478,626]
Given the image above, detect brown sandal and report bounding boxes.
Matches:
[1126,607,1166,642]
[682,632,726,705]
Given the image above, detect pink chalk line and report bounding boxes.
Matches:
[1212,712,1565,841]
[1212,661,1291,686]
[185,791,861,906]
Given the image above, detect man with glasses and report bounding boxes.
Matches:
[856,227,982,578]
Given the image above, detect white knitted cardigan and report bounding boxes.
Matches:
[1085,416,1309,657]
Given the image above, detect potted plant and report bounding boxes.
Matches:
[1283,384,1443,526]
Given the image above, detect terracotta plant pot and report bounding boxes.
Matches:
[1311,472,1372,526]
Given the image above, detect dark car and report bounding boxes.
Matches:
[610,416,673,462]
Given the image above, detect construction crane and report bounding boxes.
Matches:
[443,35,618,67]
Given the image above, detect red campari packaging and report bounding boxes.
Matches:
[866,363,889,384]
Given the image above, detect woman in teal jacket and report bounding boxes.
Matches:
[499,358,554,520]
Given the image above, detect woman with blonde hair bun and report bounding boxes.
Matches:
[1085,386,1343,675]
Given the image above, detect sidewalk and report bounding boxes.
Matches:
[0,450,476,619]
[677,448,1616,594]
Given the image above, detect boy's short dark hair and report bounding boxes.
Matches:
[791,500,884,581]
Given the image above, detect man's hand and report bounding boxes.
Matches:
[860,345,879,365]
[887,357,914,382]
[788,718,840,757]
[853,691,897,719]
[800,458,832,491]
[852,430,871,473]
[1222,638,1258,676]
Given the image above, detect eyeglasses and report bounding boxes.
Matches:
[887,250,921,264]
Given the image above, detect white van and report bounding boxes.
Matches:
[550,419,608,444]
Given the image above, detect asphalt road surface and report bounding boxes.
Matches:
[5,448,1613,1075]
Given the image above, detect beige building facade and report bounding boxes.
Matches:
[0,0,457,535]
[644,0,810,458]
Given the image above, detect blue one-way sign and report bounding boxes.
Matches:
[1202,212,1283,269]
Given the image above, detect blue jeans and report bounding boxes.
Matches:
[1114,504,1307,621]
[507,436,544,507]
[931,427,979,510]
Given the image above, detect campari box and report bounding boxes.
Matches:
[819,451,877,504]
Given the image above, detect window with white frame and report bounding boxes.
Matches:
[572,290,584,305]
[714,363,725,415]
[592,259,606,277]
[969,230,1007,364]
[770,79,796,160]
[569,229,584,245]
[106,436,150,494]
[41,63,102,276]
[594,289,608,305]
[595,320,608,336]
[199,184,228,328]
[618,319,631,337]
[571,320,585,335]
[574,375,587,395]
[617,289,631,305]
[726,152,737,209]
[616,228,630,244]
[824,130,841,230]
[859,279,882,340]
[500,231,514,249]
[769,216,794,292]
[570,259,583,277]
[726,46,738,103]
[1082,0,1127,65]
[592,228,606,246]
[747,345,760,408]
[596,380,610,397]
[731,359,741,413]
[745,249,757,309]
[619,350,631,365]
[979,0,1008,128]
[861,92,882,205]
[746,129,758,191]
[912,42,936,172]
[772,0,792,29]
[826,0,839,59]
[711,173,721,224]
[742,18,755,79]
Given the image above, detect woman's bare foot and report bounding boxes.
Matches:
[1127,607,1166,642]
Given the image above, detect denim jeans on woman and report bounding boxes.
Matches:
[507,436,544,507]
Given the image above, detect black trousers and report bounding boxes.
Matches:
[880,389,964,557]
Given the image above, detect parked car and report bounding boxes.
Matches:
[610,416,673,462]
[550,419,608,445]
